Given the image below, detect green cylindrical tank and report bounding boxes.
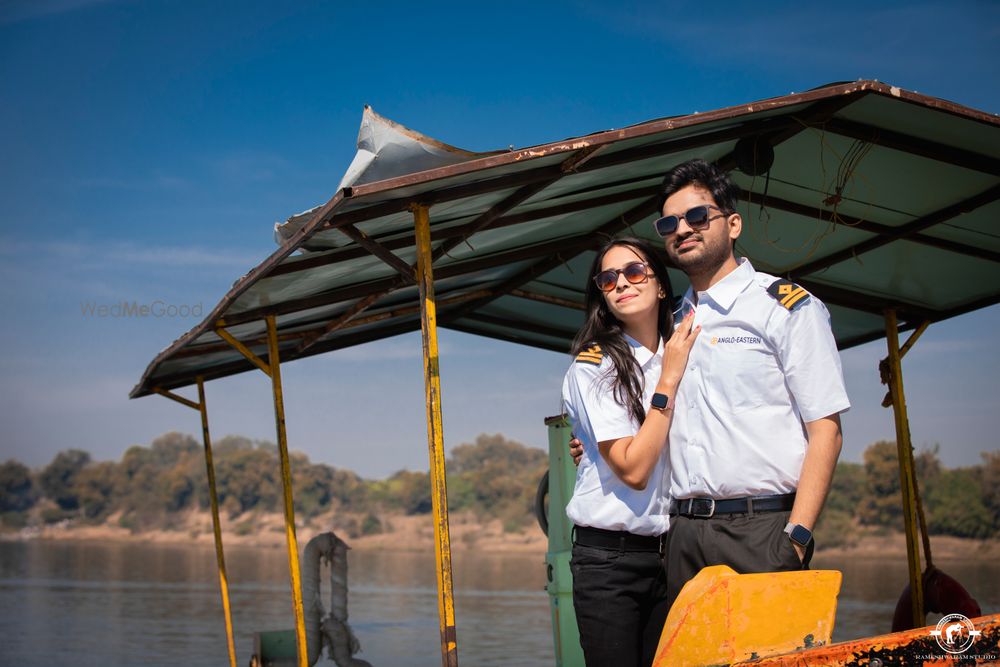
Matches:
[543,414,585,667]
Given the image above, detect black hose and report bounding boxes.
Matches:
[534,471,549,536]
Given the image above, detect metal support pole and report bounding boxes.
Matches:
[197,377,238,667]
[884,309,924,628]
[266,314,309,667]
[153,382,238,667]
[412,203,459,667]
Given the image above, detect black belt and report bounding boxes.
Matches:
[669,492,796,518]
[573,525,664,553]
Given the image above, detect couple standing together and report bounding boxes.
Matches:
[561,159,851,666]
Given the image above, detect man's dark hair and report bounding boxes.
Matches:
[657,159,740,215]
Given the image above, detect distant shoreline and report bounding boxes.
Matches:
[4,510,999,561]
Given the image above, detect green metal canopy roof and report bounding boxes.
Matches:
[131,80,1000,399]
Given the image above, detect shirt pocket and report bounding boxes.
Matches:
[705,346,776,414]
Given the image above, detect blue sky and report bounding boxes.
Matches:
[1,0,997,478]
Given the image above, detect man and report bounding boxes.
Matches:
[572,158,850,610]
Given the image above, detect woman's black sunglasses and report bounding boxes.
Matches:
[653,204,727,237]
[593,261,652,293]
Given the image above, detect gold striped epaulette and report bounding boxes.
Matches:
[575,345,603,366]
[767,279,810,311]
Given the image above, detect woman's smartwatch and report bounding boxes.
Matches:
[650,393,671,412]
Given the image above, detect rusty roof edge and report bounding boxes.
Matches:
[129,189,348,399]
[340,80,999,207]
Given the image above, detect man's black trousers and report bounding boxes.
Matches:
[663,510,812,611]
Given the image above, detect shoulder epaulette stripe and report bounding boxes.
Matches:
[575,344,603,366]
[767,279,811,311]
[781,288,809,310]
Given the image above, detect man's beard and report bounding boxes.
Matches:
[667,233,732,279]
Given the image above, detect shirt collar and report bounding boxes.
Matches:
[623,332,663,367]
[681,257,755,312]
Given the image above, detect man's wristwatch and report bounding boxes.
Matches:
[784,522,813,547]
[650,392,671,412]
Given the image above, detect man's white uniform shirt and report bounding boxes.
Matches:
[669,258,851,500]
[562,335,670,536]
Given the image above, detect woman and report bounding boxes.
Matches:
[561,236,699,667]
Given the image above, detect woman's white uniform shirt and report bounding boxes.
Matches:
[561,334,671,537]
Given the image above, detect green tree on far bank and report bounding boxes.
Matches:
[39,449,91,511]
[0,460,35,513]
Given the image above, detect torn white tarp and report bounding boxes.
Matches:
[274,106,499,247]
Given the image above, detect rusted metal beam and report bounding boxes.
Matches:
[509,288,585,310]
[822,116,1000,176]
[786,184,1000,276]
[739,189,1000,265]
[268,182,656,279]
[337,223,417,282]
[300,289,493,339]
[446,322,570,353]
[425,146,603,265]
[152,387,200,410]
[295,291,387,354]
[171,329,312,359]
[215,326,272,377]
[795,278,938,321]
[462,312,579,342]
[560,144,607,172]
[221,235,601,328]
[430,180,557,264]
[441,195,662,325]
[219,276,407,327]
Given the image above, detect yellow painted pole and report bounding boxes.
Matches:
[412,203,459,667]
[884,309,924,628]
[197,377,238,667]
[266,314,309,667]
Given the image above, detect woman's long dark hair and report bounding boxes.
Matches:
[571,237,675,427]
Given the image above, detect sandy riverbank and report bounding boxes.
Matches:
[2,509,548,553]
[4,509,999,561]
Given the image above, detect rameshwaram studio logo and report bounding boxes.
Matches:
[929,613,982,655]
[80,300,204,318]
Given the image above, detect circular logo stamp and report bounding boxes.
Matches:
[929,613,981,654]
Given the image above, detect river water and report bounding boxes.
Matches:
[0,540,996,666]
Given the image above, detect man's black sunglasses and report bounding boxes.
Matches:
[653,204,728,237]
[593,261,652,293]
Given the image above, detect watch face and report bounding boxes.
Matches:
[651,393,669,409]
[790,524,813,546]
